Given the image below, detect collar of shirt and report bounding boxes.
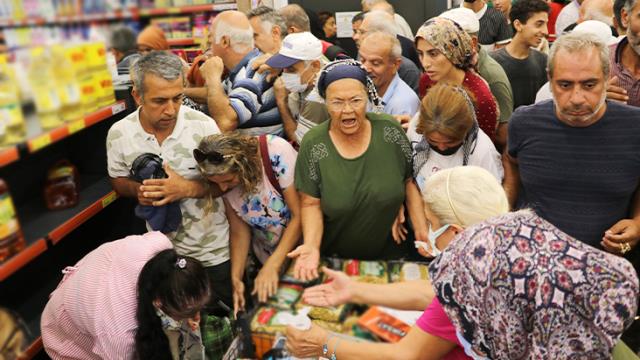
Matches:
[477,46,488,69]
[229,48,260,80]
[459,2,488,19]
[133,106,186,143]
[381,72,402,106]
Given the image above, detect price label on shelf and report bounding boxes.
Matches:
[111,102,126,115]
[168,7,181,14]
[68,119,86,134]
[29,134,52,152]
[101,192,117,208]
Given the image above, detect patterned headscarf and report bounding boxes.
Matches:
[415,17,474,71]
[315,58,384,112]
[412,84,479,178]
[429,210,639,359]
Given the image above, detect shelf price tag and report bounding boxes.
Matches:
[111,102,126,115]
[101,192,117,208]
[29,134,52,152]
[168,7,180,14]
[68,119,86,134]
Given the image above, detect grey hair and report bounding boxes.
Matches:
[583,7,614,26]
[547,32,610,78]
[623,0,639,15]
[361,0,387,9]
[362,31,402,60]
[279,4,311,32]
[364,10,399,35]
[213,18,254,53]
[109,25,137,53]
[247,5,288,40]
[131,51,185,99]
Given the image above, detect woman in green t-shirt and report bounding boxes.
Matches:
[287,59,428,281]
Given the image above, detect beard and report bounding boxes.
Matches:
[552,89,607,125]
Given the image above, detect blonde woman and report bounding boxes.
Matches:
[409,83,503,191]
[194,133,300,313]
[287,166,638,360]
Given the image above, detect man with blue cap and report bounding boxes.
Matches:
[267,32,329,144]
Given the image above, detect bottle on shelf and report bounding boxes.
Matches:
[27,47,63,130]
[0,178,26,263]
[0,54,26,146]
[44,160,79,210]
[52,45,83,123]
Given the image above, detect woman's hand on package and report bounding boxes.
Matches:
[302,267,353,307]
[286,323,328,358]
[252,264,279,303]
[287,244,320,281]
[231,278,246,317]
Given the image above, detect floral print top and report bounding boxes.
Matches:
[224,135,297,264]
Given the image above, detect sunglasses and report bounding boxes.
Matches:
[193,148,232,164]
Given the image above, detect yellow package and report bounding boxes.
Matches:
[343,260,388,284]
[388,262,430,283]
[250,307,296,334]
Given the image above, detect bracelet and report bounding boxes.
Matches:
[322,333,337,357]
[330,338,342,360]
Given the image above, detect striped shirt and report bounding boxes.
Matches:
[508,100,640,248]
[41,232,173,359]
[610,37,640,107]
[223,49,282,136]
[467,3,512,51]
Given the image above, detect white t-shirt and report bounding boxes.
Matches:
[407,114,504,191]
[106,106,230,267]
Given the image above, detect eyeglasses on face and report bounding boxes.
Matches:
[327,97,366,111]
[193,148,232,164]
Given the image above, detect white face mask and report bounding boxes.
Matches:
[281,72,309,93]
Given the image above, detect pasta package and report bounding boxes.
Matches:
[268,283,303,310]
[388,262,430,283]
[296,302,349,323]
[343,260,388,284]
[357,307,412,343]
[250,307,289,334]
[312,319,344,333]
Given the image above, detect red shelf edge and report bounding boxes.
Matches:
[168,38,196,46]
[0,239,47,282]
[49,191,118,244]
[0,146,19,167]
[27,100,127,154]
[18,336,43,360]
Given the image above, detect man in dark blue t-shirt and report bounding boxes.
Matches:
[505,31,640,257]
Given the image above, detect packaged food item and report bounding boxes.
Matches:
[267,283,303,310]
[0,55,26,145]
[250,306,310,334]
[343,260,388,284]
[0,179,25,263]
[27,47,63,130]
[43,160,79,210]
[311,319,343,333]
[51,45,83,123]
[388,261,430,283]
[357,306,422,343]
[296,301,348,323]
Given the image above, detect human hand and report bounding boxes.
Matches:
[606,76,629,103]
[252,264,280,303]
[391,204,408,243]
[232,278,246,317]
[287,244,320,281]
[273,77,289,102]
[415,241,436,259]
[302,267,353,307]
[200,56,225,82]
[285,323,329,358]
[136,184,157,206]
[141,164,191,206]
[393,114,411,131]
[602,219,640,256]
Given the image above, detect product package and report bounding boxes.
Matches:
[357,306,422,343]
[43,160,79,210]
[343,260,388,284]
[388,261,430,283]
[267,283,303,310]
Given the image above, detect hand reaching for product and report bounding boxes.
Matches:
[302,267,353,307]
[287,244,320,281]
[252,264,280,303]
[232,278,246,317]
[285,322,329,358]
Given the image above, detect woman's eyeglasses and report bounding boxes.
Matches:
[193,148,231,164]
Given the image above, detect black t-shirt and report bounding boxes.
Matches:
[508,100,640,248]
[478,7,512,46]
[490,47,547,109]
[398,35,422,71]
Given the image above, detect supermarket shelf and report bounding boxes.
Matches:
[0,176,117,281]
[0,2,237,28]
[24,101,127,155]
[19,337,42,360]
[137,2,237,16]
[0,238,47,282]
[0,146,19,167]
[168,37,197,46]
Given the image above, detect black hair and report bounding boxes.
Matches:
[134,249,210,360]
[510,0,550,25]
[352,11,368,24]
[614,0,626,30]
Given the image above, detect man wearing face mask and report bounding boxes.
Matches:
[504,32,640,258]
[266,32,329,144]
